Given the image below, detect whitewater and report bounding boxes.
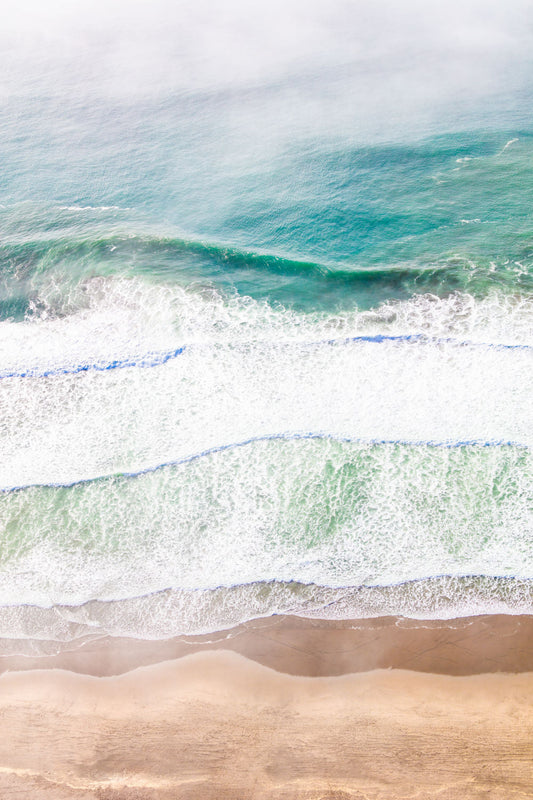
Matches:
[0,0,532,649]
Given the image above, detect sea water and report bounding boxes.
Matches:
[0,0,532,648]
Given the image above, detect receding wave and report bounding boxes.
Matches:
[1,230,532,320]
[3,576,533,651]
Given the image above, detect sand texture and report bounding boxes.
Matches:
[0,651,533,799]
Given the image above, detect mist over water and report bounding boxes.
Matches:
[0,0,532,646]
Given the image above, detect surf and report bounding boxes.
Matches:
[1,0,532,651]
[1,439,531,611]
[1,279,532,490]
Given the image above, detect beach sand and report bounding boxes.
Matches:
[1,615,533,799]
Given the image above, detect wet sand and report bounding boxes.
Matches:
[2,613,533,676]
[1,615,533,799]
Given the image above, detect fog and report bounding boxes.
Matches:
[0,1,531,153]
[1,0,532,97]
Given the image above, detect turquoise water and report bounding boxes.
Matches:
[0,1,532,646]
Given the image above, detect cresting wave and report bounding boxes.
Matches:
[1,229,533,321]
[2,230,516,287]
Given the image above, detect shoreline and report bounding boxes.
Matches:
[2,615,533,798]
[2,612,533,677]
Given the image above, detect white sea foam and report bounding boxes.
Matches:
[499,137,519,154]
[0,278,531,488]
[0,440,531,608]
[1,576,533,647]
[0,278,531,633]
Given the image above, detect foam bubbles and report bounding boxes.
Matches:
[0,440,531,606]
[0,277,532,636]
[2,576,533,648]
[0,278,531,488]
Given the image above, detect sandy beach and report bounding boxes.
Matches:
[1,615,533,799]
[2,0,533,795]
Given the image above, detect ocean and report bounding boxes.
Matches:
[0,0,532,651]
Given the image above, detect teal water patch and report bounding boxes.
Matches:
[217,131,533,267]
[1,129,532,313]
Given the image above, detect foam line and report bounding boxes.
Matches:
[1,432,529,494]
[0,346,186,380]
[339,334,532,349]
[3,573,533,613]
[0,334,531,381]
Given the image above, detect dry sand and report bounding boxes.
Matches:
[1,615,533,799]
